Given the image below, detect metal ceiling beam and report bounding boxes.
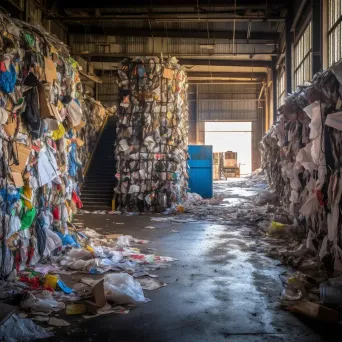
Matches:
[291,0,308,31]
[77,53,276,59]
[69,27,279,41]
[83,55,271,67]
[58,0,286,9]
[188,80,263,84]
[96,71,266,78]
[187,72,266,78]
[174,59,270,68]
[51,14,284,22]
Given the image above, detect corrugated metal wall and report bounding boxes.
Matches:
[192,83,263,171]
[70,35,274,55]
[69,33,265,170]
[188,84,197,144]
[97,82,118,106]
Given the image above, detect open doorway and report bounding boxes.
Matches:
[204,122,252,175]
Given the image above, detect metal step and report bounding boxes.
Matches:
[81,190,114,195]
[82,205,112,210]
[81,192,113,198]
[81,117,117,207]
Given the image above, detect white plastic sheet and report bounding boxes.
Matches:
[104,273,146,304]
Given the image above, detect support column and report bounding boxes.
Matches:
[95,83,99,101]
[285,16,293,94]
[195,84,199,144]
[312,0,323,75]
[271,56,277,124]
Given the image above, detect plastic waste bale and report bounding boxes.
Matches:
[115,56,189,212]
[0,11,113,276]
[104,273,146,304]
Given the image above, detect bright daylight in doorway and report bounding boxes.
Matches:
[204,121,252,175]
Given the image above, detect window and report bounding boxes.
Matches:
[293,22,312,89]
[277,68,286,107]
[328,0,342,66]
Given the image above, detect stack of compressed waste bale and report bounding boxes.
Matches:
[261,60,342,272]
[0,13,110,277]
[115,56,189,212]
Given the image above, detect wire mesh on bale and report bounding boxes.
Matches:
[115,56,189,213]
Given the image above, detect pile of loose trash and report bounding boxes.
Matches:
[261,60,342,321]
[115,56,189,212]
[0,12,125,339]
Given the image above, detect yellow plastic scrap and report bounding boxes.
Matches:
[52,124,65,140]
[267,221,286,236]
[44,274,59,289]
[50,45,58,54]
[68,57,79,70]
[57,100,64,111]
[66,303,86,315]
[22,185,33,209]
[86,245,94,253]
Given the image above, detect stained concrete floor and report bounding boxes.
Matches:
[52,184,342,342]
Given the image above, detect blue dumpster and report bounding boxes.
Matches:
[188,145,213,198]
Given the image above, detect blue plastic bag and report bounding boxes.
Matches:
[0,63,17,94]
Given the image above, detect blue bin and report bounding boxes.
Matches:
[188,145,213,198]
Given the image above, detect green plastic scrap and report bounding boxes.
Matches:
[23,32,35,48]
[68,57,79,70]
[20,208,36,230]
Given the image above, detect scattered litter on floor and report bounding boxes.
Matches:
[137,278,167,291]
[151,217,171,222]
[0,224,176,332]
[144,226,156,229]
[48,317,70,327]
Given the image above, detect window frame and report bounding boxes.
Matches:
[277,67,286,108]
[293,22,312,89]
[327,0,342,66]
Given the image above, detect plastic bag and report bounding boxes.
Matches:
[0,314,53,341]
[281,288,303,301]
[43,229,62,256]
[116,235,133,247]
[7,215,21,239]
[21,291,65,313]
[104,273,146,304]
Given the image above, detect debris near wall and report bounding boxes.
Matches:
[0,13,113,281]
[261,60,342,318]
[115,56,189,212]
[0,13,178,336]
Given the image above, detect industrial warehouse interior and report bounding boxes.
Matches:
[1,0,342,341]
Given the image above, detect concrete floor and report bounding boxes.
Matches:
[51,184,341,342]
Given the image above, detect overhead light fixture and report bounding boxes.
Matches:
[199,44,216,49]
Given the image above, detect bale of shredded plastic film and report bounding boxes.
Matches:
[115,56,189,212]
